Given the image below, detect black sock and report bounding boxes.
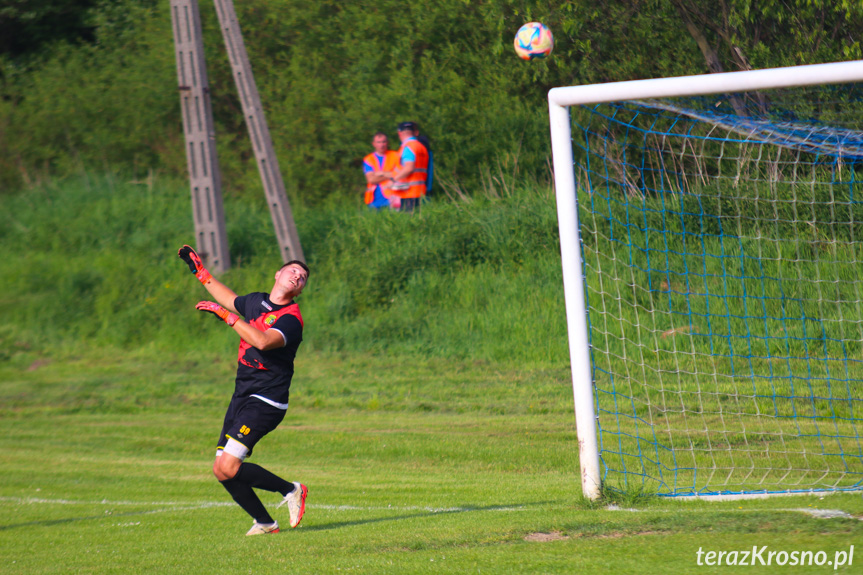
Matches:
[219,477,274,524]
[235,462,294,497]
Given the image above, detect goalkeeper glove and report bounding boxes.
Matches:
[178,245,212,284]
[196,301,239,326]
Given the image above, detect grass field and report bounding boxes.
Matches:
[2,348,862,574]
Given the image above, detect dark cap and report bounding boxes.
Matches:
[397,121,418,132]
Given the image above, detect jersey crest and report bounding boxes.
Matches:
[237,302,303,370]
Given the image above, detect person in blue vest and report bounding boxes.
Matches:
[362,132,400,209]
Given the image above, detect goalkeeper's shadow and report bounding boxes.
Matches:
[302,500,558,532]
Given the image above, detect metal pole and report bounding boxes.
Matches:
[170,0,230,274]
[548,100,602,501]
[212,0,305,263]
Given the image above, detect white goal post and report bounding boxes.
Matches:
[548,60,863,501]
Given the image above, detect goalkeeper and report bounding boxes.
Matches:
[178,245,310,536]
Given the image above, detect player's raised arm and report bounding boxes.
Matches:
[195,300,285,352]
[178,245,239,313]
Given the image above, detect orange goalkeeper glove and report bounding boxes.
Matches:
[178,245,212,284]
[196,301,239,327]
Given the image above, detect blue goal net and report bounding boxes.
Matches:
[573,87,863,496]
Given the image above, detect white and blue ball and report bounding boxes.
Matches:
[514,22,554,60]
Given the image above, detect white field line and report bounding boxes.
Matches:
[2,497,860,519]
[605,504,863,520]
[0,496,523,514]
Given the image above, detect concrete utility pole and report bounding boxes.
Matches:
[170,0,230,274]
[212,0,305,263]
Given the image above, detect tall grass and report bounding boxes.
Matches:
[0,174,569,366]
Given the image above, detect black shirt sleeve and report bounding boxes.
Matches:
[270,314,303,346]
[233,294,252,318]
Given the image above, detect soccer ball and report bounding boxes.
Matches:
[514,22,554,60]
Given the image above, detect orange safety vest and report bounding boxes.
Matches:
[363,150,400,205]
[394,139,429,199]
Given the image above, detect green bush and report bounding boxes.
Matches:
[0,174,569,366]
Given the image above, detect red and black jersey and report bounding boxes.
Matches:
[231,292,303,406]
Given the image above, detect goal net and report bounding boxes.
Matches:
[548,62,863,498]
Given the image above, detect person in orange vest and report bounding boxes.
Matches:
[362,132,400,210]
[386,122,430,213]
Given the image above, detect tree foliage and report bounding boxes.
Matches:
[0,0,861,201]
[671,0,863,72]
[0,0,99,62]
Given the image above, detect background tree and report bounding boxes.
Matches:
[0,0,860,199]
[0,0,98,62]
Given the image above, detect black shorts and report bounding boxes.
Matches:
[216,395,286,458]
